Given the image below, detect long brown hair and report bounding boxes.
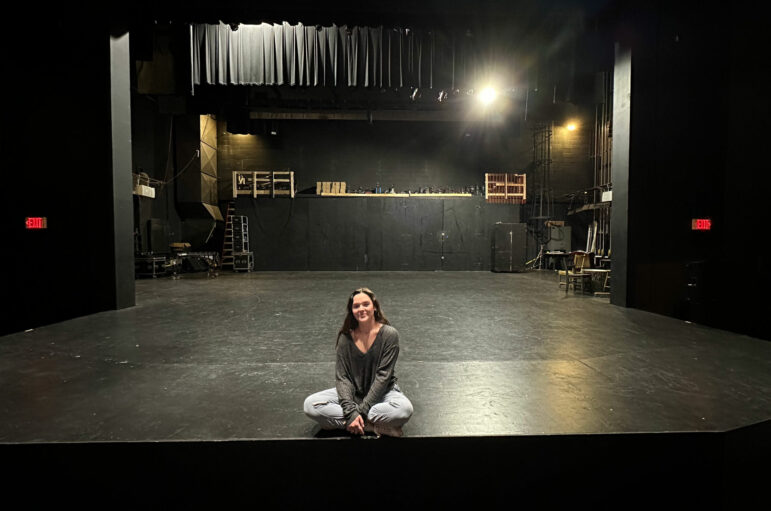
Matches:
[336,287,390,346]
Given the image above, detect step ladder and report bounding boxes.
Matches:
[221,200,236,271]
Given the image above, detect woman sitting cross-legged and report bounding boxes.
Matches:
[304,287,413,437]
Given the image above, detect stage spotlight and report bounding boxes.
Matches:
[411,88,420,101]
[438,90,448,102]
[479,86,497,106]
[567,123,576,131]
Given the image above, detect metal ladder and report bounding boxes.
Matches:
[221,200,235,271]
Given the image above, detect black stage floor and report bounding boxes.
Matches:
[2,271,770,506]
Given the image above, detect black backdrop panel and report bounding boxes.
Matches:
[285,200,311,270]
[492,223,527,272]
[364,199,385,270]
[309,198,360,270]
[147,218,170,254]
[379,200,401,270]
[382,199,413,270]
[415,200,444,270]
[242,197,309,270]
[349,200,368,270]
[444,200,480,270]
[241,197,521,271]
[443,201,521,270]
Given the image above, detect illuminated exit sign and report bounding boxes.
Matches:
[25,217,48,230]
[691,218,711,231]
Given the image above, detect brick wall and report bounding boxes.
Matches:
[550,109,594,199]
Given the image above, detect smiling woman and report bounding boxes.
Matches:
[303,287,413,437]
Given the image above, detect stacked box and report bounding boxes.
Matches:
[316,181,347,195]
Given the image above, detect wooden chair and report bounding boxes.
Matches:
[558,252,588,286]
[559,252,593,294]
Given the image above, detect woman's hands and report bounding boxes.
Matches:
[346,415,365,435]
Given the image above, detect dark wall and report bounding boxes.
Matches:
[218,114,592,198]
[237,196,520,270]
[2,21,134,336]
[130,95,191,254]
[614,1,770,340]
[550,112,594,198]
[721,3,771,340]
[219,114,591,270]
[218,118,533,196]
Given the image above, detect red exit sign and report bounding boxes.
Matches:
[691,218,711,231]
[25,217,48,229]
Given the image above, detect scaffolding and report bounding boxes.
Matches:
[526,122,554,266]
[531,122,553,221]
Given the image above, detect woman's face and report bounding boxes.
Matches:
[351,292,375,324]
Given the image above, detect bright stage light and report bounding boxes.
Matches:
[567,123,576,131]
[478,87,497,105]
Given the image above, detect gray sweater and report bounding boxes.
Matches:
[335,324,400,426]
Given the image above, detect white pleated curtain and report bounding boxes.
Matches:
[191,22,467,90]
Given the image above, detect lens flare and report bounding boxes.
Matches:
[479,87,497,105]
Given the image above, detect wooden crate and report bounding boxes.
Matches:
[485,173,526,204]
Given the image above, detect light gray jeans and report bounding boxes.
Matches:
[304,386,414,430]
